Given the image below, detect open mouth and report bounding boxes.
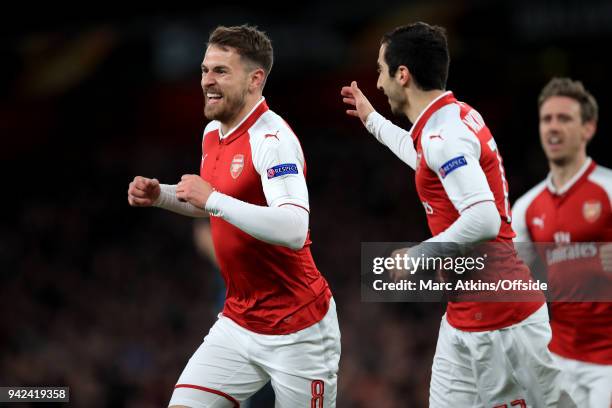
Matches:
[206,92,223,104]
[547,135,562,149]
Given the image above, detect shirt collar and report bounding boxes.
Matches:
[410,91,456,142]
[218,97,267,140]
[545,157,593,195]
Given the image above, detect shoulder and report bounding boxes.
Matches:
[428,104,481,143]
[513,180,547,216]
[203,120,221,138]
[587,164,612,202]
[249,110,302,150]
[248,110,305,170]
[421,104,481,162]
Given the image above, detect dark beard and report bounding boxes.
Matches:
[205,88,248,123]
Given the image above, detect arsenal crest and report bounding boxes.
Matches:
[582,200,601,223]
[230,154,244,179]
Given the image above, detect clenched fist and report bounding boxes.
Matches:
[128,176,161,207]
[176,174,214,209]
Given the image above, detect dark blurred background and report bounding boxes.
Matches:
[1,1,610,407]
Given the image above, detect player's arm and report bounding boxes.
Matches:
[127,176,207,217]
[423,125,500,245]
[199,130,310,250]
[342,81,417,169]
[390,126,499,280]
[511,195,538,266]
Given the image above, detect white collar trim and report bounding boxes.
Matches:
[409,90,453,135]
[218,97,266,139]
[546,157,592,195]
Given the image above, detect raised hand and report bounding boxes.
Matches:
[341,81,376,125]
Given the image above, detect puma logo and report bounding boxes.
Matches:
[264,131,279,140]
[532,214,546,229]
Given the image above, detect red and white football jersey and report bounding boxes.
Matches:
[200,98,331,335]
[513,158,612,364]
[411,92,544,331]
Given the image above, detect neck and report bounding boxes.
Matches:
[220,93,262,135]
[405,89,445,123]
[549,151,588,190]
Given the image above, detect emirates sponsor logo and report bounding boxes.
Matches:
[546,243,597,265]
[230,154,244,179]
[583,200,601,223]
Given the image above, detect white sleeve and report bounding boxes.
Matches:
[205,192,308,250]
[153,184,208,217]
[408,201,500,263]
[427,200,500,243]
[203,125,311,249]
[365,111,417,170]
[511,194,537,266]
[422,124,495,212]
[251,127,309,210]
[511,195,533,243]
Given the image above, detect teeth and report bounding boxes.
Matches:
[548,136,560,145]
[207,93,222,98]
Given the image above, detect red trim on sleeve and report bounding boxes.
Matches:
[459,199,495,213]
[279,203,310,213]
[175,384,240,407]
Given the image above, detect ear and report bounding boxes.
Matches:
[249,68,266,91]
[396,65,411,87]
[583,120,596,143]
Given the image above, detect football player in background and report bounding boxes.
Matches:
[512,77,612,407]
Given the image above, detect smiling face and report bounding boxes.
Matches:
[539,95,594,166]
[376,44,407,116]
[201,45,251,124]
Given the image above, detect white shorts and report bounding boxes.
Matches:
[552,353,612,408]
[169,298,341,408]
[430,305,568,408]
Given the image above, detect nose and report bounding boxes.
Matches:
[376,76,383,91]
[201,71,215,89]
[546,117,562,133]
